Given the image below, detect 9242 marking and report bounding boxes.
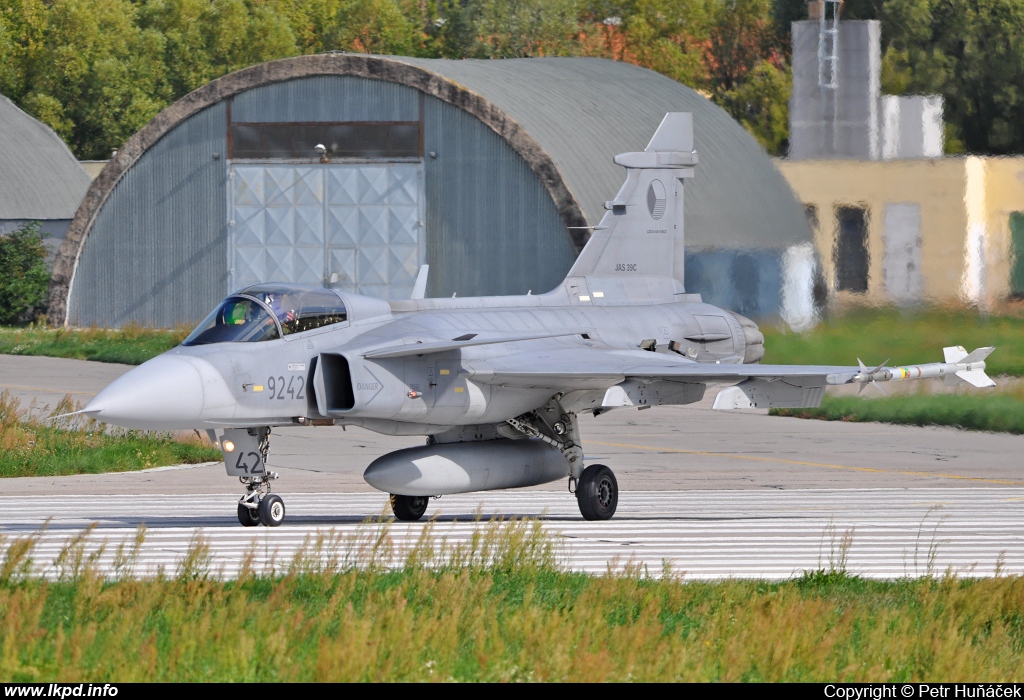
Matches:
[267,374,305,400]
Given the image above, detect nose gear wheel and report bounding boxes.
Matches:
[259,493,286,527]
[237,502,260,526]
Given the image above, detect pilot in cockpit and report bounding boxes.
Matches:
[265,293,297,328]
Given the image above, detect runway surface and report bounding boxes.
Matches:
[3,488,1021,580]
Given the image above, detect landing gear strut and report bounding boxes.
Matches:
[506,397,620,521]
[237,471,283,526]
[220,426,286,527]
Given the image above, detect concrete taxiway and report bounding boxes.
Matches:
[2,489,1021,579]
[1,355,1022,579]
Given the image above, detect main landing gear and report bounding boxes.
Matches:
[508,397,620,521]
[390,494,429,522]
[574,464,618,521]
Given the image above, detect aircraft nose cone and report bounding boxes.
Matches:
[84,355,232,430]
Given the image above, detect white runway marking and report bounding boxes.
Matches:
[1,488,1021,580]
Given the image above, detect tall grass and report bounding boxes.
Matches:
[0,391,220,477]
[771,388,1024,434]
[763,306,1024,377]
[0,521,1022,681]
[0,324,186,365]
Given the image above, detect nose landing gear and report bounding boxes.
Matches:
[237,471,283,526]
[258,493,286,526]
[219,426,287,527]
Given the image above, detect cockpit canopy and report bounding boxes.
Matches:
[182,284,348,346]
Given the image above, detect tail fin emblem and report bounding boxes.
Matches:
[647,180,666,219]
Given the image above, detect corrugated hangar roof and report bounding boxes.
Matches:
[396,56,808,250]
[52,54,812,325]
[0,94,90,220]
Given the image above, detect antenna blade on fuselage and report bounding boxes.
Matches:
[410,264,429,300]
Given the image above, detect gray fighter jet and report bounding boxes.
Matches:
[83,113,995,526]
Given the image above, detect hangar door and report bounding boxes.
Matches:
[228,163,425,299]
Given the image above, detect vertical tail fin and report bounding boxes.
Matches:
[565,113,697,298]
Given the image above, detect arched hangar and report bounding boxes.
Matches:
[49,55,814,328]
[0,94,90,253]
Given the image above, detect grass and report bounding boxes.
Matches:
[762,305,1024,377]
[772,391,1024,434]
[0,520,1021,682]
[760,306,1023,432]
[0,391,221,477]
[0,324,186,365]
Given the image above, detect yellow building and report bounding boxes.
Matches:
[777,157,1024,308]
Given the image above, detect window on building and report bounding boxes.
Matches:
[1011,212,1024,298]
[229,121,421,160]
[834,206,869,293]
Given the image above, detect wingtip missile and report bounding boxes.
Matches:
[849,346,996,391]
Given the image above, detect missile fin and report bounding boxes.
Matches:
[960,346,995,365]
[943,345,968,363]
[955,369,996,388]
[856,358,868,394]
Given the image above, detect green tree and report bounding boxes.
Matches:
[705,0,780,94]
[704,0,788,154]
[720,59,791,154]
[1,0,171,159]
[139,0,298,96]
[421,0,478,58]
[880,0,1024,154]
[614,0,708,87]
[0,223,49,326]
[467,0,583,58]
[326,0,419,55]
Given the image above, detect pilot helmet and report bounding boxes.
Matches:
[226,302,247,325]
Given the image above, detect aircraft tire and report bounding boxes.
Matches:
[391,494,429,521]
[576,464,618,521]
[238,502,260,527]
[258,494,286,527]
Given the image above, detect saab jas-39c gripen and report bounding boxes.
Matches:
[82,113,996,527]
